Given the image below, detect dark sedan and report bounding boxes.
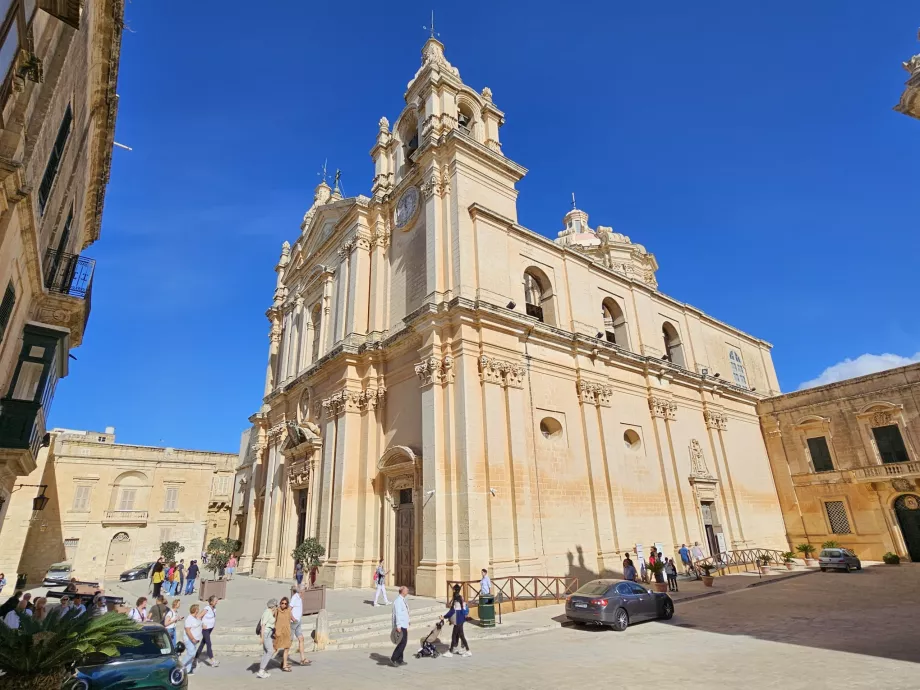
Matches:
[565,579,674,630]
[119,562,155,582]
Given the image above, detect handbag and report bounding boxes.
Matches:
[390,626,401,644]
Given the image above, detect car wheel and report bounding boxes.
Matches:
[660,600,674,620]
[611,608,629,632]
[845,564,852,573]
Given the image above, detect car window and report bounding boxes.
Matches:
[575,581,611,596]
[615,583,631,596]
[820,550,840,558]
[628,583,650,595]
[131,563,151,570]
[117,631,173,659]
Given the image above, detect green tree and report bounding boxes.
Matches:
[291,537,326,571]
[159,541,185,563]
[0,610,141,690]
[204,538,242,578]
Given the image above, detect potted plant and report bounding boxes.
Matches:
[781,551,796,570]
[201,537,241,600]
[159,540,185,564]
[758,553,773,574]
[795,543,817,566]
[699,563,715,587]
[0,610,141,690]
[883,552,900,565]
[821,540,840,549]
[646,559,668,592]
[291,538,327,614]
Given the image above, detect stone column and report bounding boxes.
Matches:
[703,409,739,546]
[263,315,281,397]
[239,452,262,572]
[319,276,333,356]
[291,298,304,377]
[648,396,680,548]
[504,363,540,569]
[346,234,372,336]
[662,419,694,545]
[333,245,350,345]
[325,389,362,586]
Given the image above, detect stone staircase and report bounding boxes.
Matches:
[212,603,447,656]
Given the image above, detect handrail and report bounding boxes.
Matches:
[446,575,578,613]
[693,548,790,577]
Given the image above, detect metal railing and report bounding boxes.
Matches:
[446,575,579,613]
[43,249,95,299]
[693,548,790,578]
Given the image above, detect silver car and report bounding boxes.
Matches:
[819,548,861,572]
[565,579,674,631]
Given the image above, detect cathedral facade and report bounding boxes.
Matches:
[236,38,787,596]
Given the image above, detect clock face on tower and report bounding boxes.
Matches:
[395,186,420,229]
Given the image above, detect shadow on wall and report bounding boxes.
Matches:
[565,545,623,585]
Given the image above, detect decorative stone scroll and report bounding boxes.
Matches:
[288,458,313,488]
[703,409,728,431]
[415,356,454,387]
[649,396,677,420]
[577,379,613,407]
[872,411,893,427]
[478,356,525,389]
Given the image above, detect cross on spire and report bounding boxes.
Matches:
[423,11,439,39]
[318,158,328,184]
[571,192,577,210]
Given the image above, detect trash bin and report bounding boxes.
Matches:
[15,573,26,589]
[478,594,496,628]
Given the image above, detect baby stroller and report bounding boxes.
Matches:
[414,619,444,659]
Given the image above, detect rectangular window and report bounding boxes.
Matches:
[729,350,748,387]
[159,527,171,544]
[63,537,79,561]
[872,425,910,465]
[164,487,178,512]
[806,437,835,473]
[117,488,136,511]
[0,281,14,344]
[37,104,73,215]
[824,500,851,534]
[71,485,91,511]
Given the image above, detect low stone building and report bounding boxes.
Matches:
[758,363,920,562]
[0,428,236,585]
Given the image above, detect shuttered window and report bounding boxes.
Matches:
[163,487,178,512]
[806,437,834,473]
[72,485,91,511]
[117,488,136,511]
[0,281,14,344]
[37,104,72,215]
[872,425,910,465]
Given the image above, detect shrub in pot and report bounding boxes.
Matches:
[883,552,900,565]
[201,537,242,600]
[758,554,773,574]
[646,559,668,592]
[781,551,796,570]
[291,537,326,589]
[699,563,715,587]
[795,543,817,565]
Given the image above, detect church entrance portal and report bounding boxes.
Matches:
[895,494,920,562]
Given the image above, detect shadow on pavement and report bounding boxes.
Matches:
[369,653,393,666]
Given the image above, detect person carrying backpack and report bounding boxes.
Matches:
[440,584,471,658]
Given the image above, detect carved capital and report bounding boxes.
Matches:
[359,386,387,410]
[577,379,613,407]
[321,389,361,417]
[479,356,525,388]
[415,356,452,387]
[703,408,728,431]
[649,396,677,420]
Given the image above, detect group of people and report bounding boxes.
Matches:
[0,588,112,629]
[150,558,201,598]
[255,584,312,679]
[619,542,709,592]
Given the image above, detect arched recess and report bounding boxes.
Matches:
[662,321,686,368]
[376,446,422,591]
[523,267,556,326]
[104,531,132,580]
[601,297,629,348]
[893,494,920,562]
[108,471,149,512]
[456,95,482,142]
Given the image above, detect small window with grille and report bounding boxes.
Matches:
[824,500,851,534]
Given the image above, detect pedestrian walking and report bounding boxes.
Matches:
[289,586,311,666]
[273,596,293,672]
[185,560,199,595]
[389,586,410,667]
[691,541,705,563]
[256,599,278,679]
[165,599,181,647]
[640,559,649,584]
[226,555,237,581]
[373,558,390,606]
[480,568,491,595]
[128,597,147,623]
[679,543,692,575]
[294,560,304,587]
[150,557,164,593]
[178,559,186,593]
[196,595,220,667]
[148,595,169,624]
[0,573,6,596]
[441,584,471,657]
[182,604,205,675]
[665,558,679,592]
[151,562,165,598]
[623,555,638,582]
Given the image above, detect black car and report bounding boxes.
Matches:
[119,562,155,582]
[566,579,674,630]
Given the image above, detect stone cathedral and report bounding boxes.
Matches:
[235,37,787,596]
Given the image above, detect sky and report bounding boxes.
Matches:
[48,2,920,452]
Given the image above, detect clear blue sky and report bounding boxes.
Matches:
[49,2,920,452]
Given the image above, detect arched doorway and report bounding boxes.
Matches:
[105,532,131,580]
[895,494,920,562]
[377,446,421,591]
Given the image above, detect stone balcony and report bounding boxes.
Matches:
[851,461,920,483]
[102,510,148,525]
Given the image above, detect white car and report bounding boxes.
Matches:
[818,548,861,572]
[43,561,73,586]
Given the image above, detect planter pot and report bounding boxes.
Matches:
[701,576,714,588]
[199,578,227,601]
[804,558,817,567]
[302,584,327,615]
[784,563,794,570]
[759,566,771,574]
[653,582,668,593]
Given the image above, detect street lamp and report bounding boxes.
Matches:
[17,483,49,511]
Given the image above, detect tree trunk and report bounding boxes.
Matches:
[0,669,69,690]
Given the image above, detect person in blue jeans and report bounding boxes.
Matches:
[440,585,471,657]
[184,560,199,595]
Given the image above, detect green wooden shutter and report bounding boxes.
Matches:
[0,281,15,344]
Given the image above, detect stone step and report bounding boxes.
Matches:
[216,604,445,637]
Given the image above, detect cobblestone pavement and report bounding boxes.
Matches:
[186,565,920,690]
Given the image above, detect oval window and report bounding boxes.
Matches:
[623,429,641,450]
[539,417,563,440]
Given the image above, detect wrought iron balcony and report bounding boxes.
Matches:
[102,510,148,525]
[851,461,920,482]
[43,249,94,299]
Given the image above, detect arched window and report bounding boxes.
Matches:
[311,304,322,364]
[662,322,686,368]
[729,350,748,387]
[601,298,629,348]
[458,102,474,137]
[523,268,555,325]
[109,471,148,512]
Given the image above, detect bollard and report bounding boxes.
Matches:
[313,608,329,651]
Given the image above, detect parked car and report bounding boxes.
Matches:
[565,579,674,630]
[65,623,187,689]
[120,562,155,582]
[819,548,861,572]
[43,562,73,586]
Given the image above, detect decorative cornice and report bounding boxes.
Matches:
[415,356,454,387]
[478,355,525,389]
[577,379,613,407]
[649,396,677,420]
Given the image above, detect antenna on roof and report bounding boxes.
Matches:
[318,159,328,184]
[423,10,439,39]
[571,192,577,210]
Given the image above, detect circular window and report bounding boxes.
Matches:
[539,417,563,440]
[623,429,641,450]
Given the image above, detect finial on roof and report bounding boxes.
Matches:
[571,192,577,211]
[423,10,439,39]
[318,158,328,184]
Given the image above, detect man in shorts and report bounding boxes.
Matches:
[290,585,311,666]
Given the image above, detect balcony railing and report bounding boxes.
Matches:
[851,461,920,482]
[102,510,148,525]
[43,249,94,299]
